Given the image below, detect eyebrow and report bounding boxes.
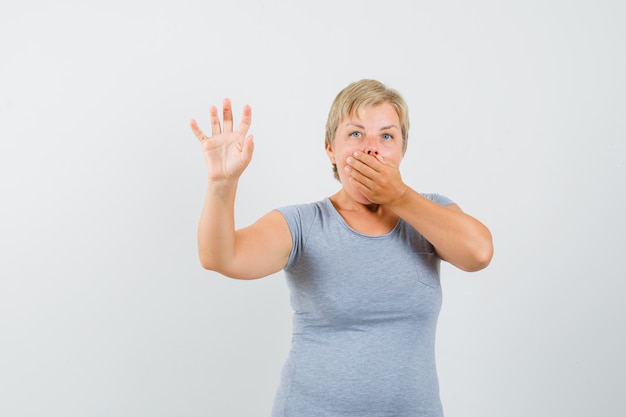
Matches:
[344,122,400,131]
[345,122,365,129]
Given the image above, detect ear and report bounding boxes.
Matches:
[325,143,335,163]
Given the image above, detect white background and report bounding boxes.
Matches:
[1,1,625,416]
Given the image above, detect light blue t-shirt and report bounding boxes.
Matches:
[272,194,454,417]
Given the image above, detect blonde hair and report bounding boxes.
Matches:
[325,79,410,180]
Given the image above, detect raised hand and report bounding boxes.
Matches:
[190,98,254,182]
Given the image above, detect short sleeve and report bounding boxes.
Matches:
[276,202,320,270]
[421,193,455,207]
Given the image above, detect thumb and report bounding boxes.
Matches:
[242,134,254,162]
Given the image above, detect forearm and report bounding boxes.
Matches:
[197,179,239,271]
[388,188,493,272]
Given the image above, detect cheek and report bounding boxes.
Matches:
[335,159,349,180]
[379,148,404,164]
[335,153,355,182]
[334,148,354,167]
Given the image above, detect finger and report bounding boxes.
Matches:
[190,119,208,142]
[348,173,374,198]
[210,105,221,136]
[353,151,383,172]
[236,104,252,136]
[347,154,378,178]
[366,152,397,169]
[222,98,233,132]
[345,164,374,189]
[241,134,255,163]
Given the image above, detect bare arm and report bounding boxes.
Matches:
[387,191,493,272]
[345,150,493,272]
[190,100,292,279]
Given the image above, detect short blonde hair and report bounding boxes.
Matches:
[325,79,410,180]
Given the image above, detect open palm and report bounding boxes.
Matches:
[190,98,254,181]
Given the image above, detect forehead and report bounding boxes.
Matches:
[342,102,400,125]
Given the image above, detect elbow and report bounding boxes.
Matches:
[198,253,247,279]
[465,234,494,272]
[456,251,492,273]
[199,258,214,271]
[438,221,494,273]
[470,246,493,272]
[198,251,219,272]
[199,261,215,272]
[197,242,228,272]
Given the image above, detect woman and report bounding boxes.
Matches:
[190,79,493,416]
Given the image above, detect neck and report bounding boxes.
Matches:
[330,191,383,214]
[328,191,399,236]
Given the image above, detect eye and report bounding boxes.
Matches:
[382,133,393,140]
[349,131,362,138]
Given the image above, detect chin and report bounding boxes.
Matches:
[338,173,371,204]
[346,185,372,205]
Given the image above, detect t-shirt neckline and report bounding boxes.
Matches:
[322,197,402,239]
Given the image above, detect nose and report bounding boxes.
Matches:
[363,138,378,156]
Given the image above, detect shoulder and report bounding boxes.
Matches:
[276,199,329,224]
[275,199,333,252]
[274,200,330,269]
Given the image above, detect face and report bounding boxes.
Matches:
[326,102,405,203]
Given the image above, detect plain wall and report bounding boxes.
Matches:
[1,0,625,416]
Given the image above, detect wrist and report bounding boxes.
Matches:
[387,184,412,210]
[206,177,239,197]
